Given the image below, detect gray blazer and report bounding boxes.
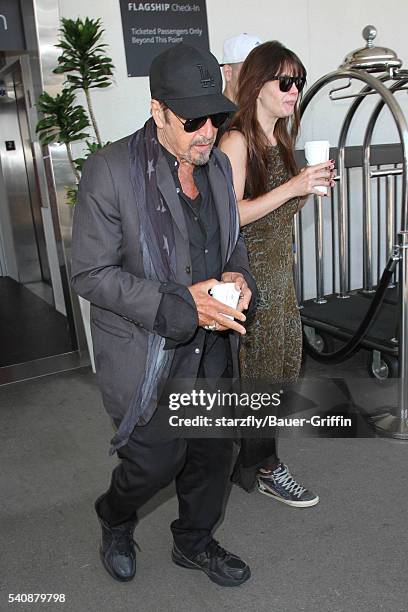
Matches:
[71,134,256,423]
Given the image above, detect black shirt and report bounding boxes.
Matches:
[162,147,222,284]
[153,145,232,380]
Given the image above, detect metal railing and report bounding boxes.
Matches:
[296,69,408,438]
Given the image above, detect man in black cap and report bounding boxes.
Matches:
[71,43,256,587]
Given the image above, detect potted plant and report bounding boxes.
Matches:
[53,17,114,147]
[36,87,90,186]
[36,17,115,370]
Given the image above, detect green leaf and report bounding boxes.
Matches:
[36,117,57,130]
[89,82,111,89]
[55,17,113,89]
[39,16,114,153]
[65,185,78,207]
[35,89,90,145]
[73,156,86,172]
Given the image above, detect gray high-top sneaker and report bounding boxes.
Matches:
[257,462,319,507]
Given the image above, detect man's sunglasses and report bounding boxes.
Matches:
[271,75,306,93]
[174,112,230,133]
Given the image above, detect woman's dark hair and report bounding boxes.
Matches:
[229,40,306,199]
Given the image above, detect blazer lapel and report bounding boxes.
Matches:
[156,150,232,270]
[208,158,230,268]
[156,152,188,241]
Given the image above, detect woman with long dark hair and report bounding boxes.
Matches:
[220,41,335,506]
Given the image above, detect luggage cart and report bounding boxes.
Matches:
[294,26,408,438]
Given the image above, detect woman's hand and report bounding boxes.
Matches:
[287,161,336,198]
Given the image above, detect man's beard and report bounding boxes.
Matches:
[182,136,214,166]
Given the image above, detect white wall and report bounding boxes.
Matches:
[57,0,408,299]
[57,0,408,143]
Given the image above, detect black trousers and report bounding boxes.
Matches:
[97,405,234,557]
[231,437,279,492]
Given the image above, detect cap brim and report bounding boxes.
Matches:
[164,93,236,119]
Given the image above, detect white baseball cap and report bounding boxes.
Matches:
[221,33,262,65]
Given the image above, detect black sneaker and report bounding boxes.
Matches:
[172,540,251,587]
[257,462,319,507]
[95,497,138,582]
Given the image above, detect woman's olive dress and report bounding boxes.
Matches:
[232,145,302,490]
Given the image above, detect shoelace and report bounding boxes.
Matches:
[269,464,306,498]
[206,540,228,559]
[113,527,141,555]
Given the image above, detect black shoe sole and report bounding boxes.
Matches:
[99,547,135,582]
[171,547,251,587]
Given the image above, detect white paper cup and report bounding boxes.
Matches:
[304,140,330,195]
[210,283,240,319]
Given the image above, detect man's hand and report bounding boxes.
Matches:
[188,278,247,334]
[221,272,252,313]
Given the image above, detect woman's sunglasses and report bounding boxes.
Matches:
[174,112,230,133]
[271,75,306,93]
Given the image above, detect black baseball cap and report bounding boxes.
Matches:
[149,43,236,119]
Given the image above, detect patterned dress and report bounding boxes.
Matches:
[240,145,302,383]
[231,145,302,491]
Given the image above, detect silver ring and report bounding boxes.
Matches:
[204,322,218,331]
